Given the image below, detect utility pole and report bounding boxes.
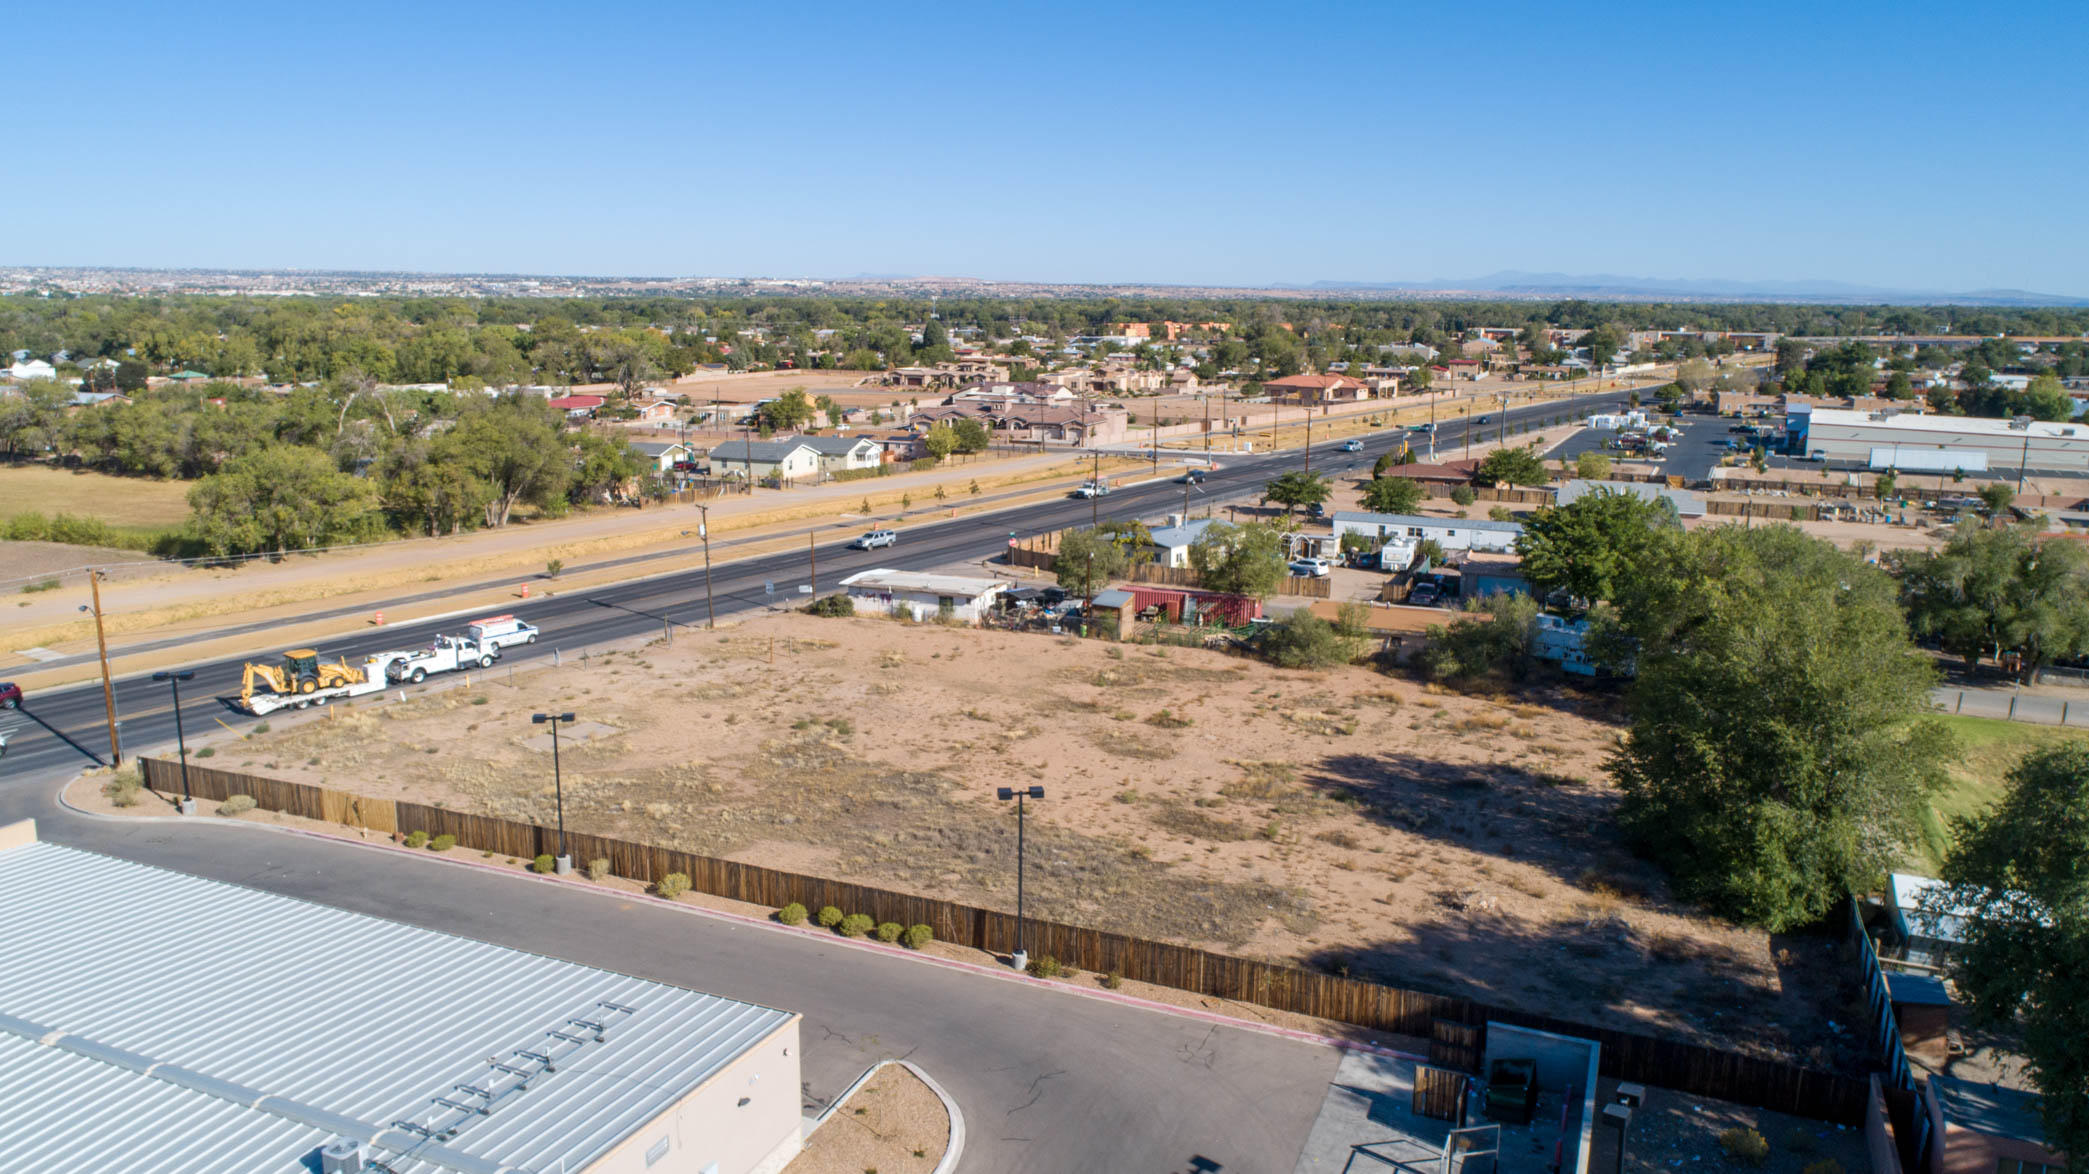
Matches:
[86,569,121,767]
[1202,393,1211,465]
[695,503,716,629]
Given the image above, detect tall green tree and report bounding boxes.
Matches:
[1187,520,1287,598]
[1261,471,1331,516]
[1473,446,1549,487]
[1895,522,2089,680]
[1054,525,1132,596]
[1515,489,1678,605]
[921,423,958,462]
[755,388,816,432]
[1611,525,1950,929]
[951,419,991,453]
[187,445,381,556]
[441,395,572,527]
[1359,476,1424,515]
[1932,743,2089,1170]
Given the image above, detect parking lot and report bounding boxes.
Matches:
[1547,413,1785,485]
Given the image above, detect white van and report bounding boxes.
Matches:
[466,615,539,654]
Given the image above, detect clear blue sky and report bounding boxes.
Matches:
[9,1,2085,293]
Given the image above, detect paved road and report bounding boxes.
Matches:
[0,388,1627,781]
[0,389,1624,1172]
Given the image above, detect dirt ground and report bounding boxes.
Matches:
[787,1064,949,1174]
[1589,1076,1869,1174]
[186,608,1855,1068]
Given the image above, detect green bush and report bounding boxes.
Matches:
[429,834,456,852]
[1102,970,1125,990]
[902,924,934,949]
[531,853,556,874]
[777,902,808,925]
[838,913,875,937]
[657,872,691,898]
[586,857,610,881]
[217,794,257,817]
[875,921,903,943]
[805,593,855,617]
[195,747,215,758]
[404,830,430,848]
[1717,1127,1769,1166]
[816,905,844,928]
[1449,485,1477,506]
[1025,954,1065,978]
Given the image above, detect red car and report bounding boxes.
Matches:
[0,681,19,708]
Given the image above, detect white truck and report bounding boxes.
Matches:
[466,614,538,654]
[385,635,499,684]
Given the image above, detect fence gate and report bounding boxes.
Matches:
[1430,1018,1484,1074]
[1412,1065,1468,1124]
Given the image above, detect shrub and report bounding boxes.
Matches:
[403,830,430,848]
[531,853,556,874]
[587,857,610,881]
[838,912,875,937]
[875,921,903,943]
[1717,1127,1769,1166]
[1102,970,1124,990]
[816,905,844,928]
[902,924,934,950]
[429,834,456,852]
[1449,485,1477,506]
[102,769,143,808]
[195,747,216,758]
[805,593,854,617]
[777,902,808,926]
[1025,954,1065,978]
[252,723,269,734]
[657,872,691,898]
[545,558,564,578]
[217,794,257,817]
[1261,611,1361,669]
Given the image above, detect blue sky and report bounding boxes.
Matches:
[8,1,2085,292]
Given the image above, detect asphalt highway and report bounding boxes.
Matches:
[0,388,1626,784]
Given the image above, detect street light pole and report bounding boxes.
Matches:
[532,712,577,873]
[153,670,195,814]
[995,785,1045,970]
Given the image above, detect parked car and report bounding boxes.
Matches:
[850,529,896,550]
[1306,502,1326,519]
[0,681,18,708]
[1476,414,1492,424]
[1341,439,1364,452]
[1408,583,1441,607]
[1288,557,1333,578]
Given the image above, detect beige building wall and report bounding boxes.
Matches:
[585,1016,803,1174]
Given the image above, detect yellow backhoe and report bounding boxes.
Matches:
[240,649,365,704]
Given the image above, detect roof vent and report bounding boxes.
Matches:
[320,1137,367,1174]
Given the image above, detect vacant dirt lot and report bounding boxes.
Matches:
[204,611,1853,1067]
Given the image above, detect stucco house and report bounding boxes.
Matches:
[837,570,1007,624]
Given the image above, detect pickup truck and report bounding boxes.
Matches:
[1071,483,1112,499]
[386,635,498,684]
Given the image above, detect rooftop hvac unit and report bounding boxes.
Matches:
[320,1137,367,1174]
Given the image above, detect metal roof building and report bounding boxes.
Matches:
[0,823,802,1174]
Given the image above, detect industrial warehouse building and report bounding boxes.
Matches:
[1790,406,2089,476]
[0,820,803,1174]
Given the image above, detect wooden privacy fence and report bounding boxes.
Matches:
[139,757,1870,1125]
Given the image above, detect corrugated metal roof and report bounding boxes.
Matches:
[0,841,793,1174]
[1330,510,1524,534]
[839,569,1004,596]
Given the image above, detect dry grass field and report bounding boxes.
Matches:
[0,464,192,528]
[206,610,1858,1067]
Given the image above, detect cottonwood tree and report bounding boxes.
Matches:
[1054,526,1132,596]
[1359,476,1424,515]
[1474,446,1549,487]
[1611,525,1951,929]
[443,395,572,527]
[1895,522,2089,680]
[1262,471,1331,517]
[1187,520,1287,598]
[1515,489,1678,605]
[187,445,381,556]
[1929,744,2089,1169]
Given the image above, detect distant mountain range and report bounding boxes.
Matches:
[1293,271,2089,306]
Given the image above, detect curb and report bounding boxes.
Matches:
[53,791,1428,1066]
[804,1059,967,1174]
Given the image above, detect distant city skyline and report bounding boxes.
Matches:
[6,1,2084,293]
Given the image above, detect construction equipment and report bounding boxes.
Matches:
[241,650,365,704]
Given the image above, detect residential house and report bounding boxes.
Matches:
[1263,374,1370,405]
[630,440,693,473]
[1459,337,1502,358]
[837,569,1007,623]
[1330,511,1523,556]
[1143,514,1225,569]
[703,439,822,482]
[1443,358,1484,380]
[632,398,678,422]
[797,434,884,472]
[1165,369,1201,393]
[1555,479,1705,519]
[7,359,57,381]
[67,391,132,408]
[547,393,607,418]
[1925,1075,2067,1174]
